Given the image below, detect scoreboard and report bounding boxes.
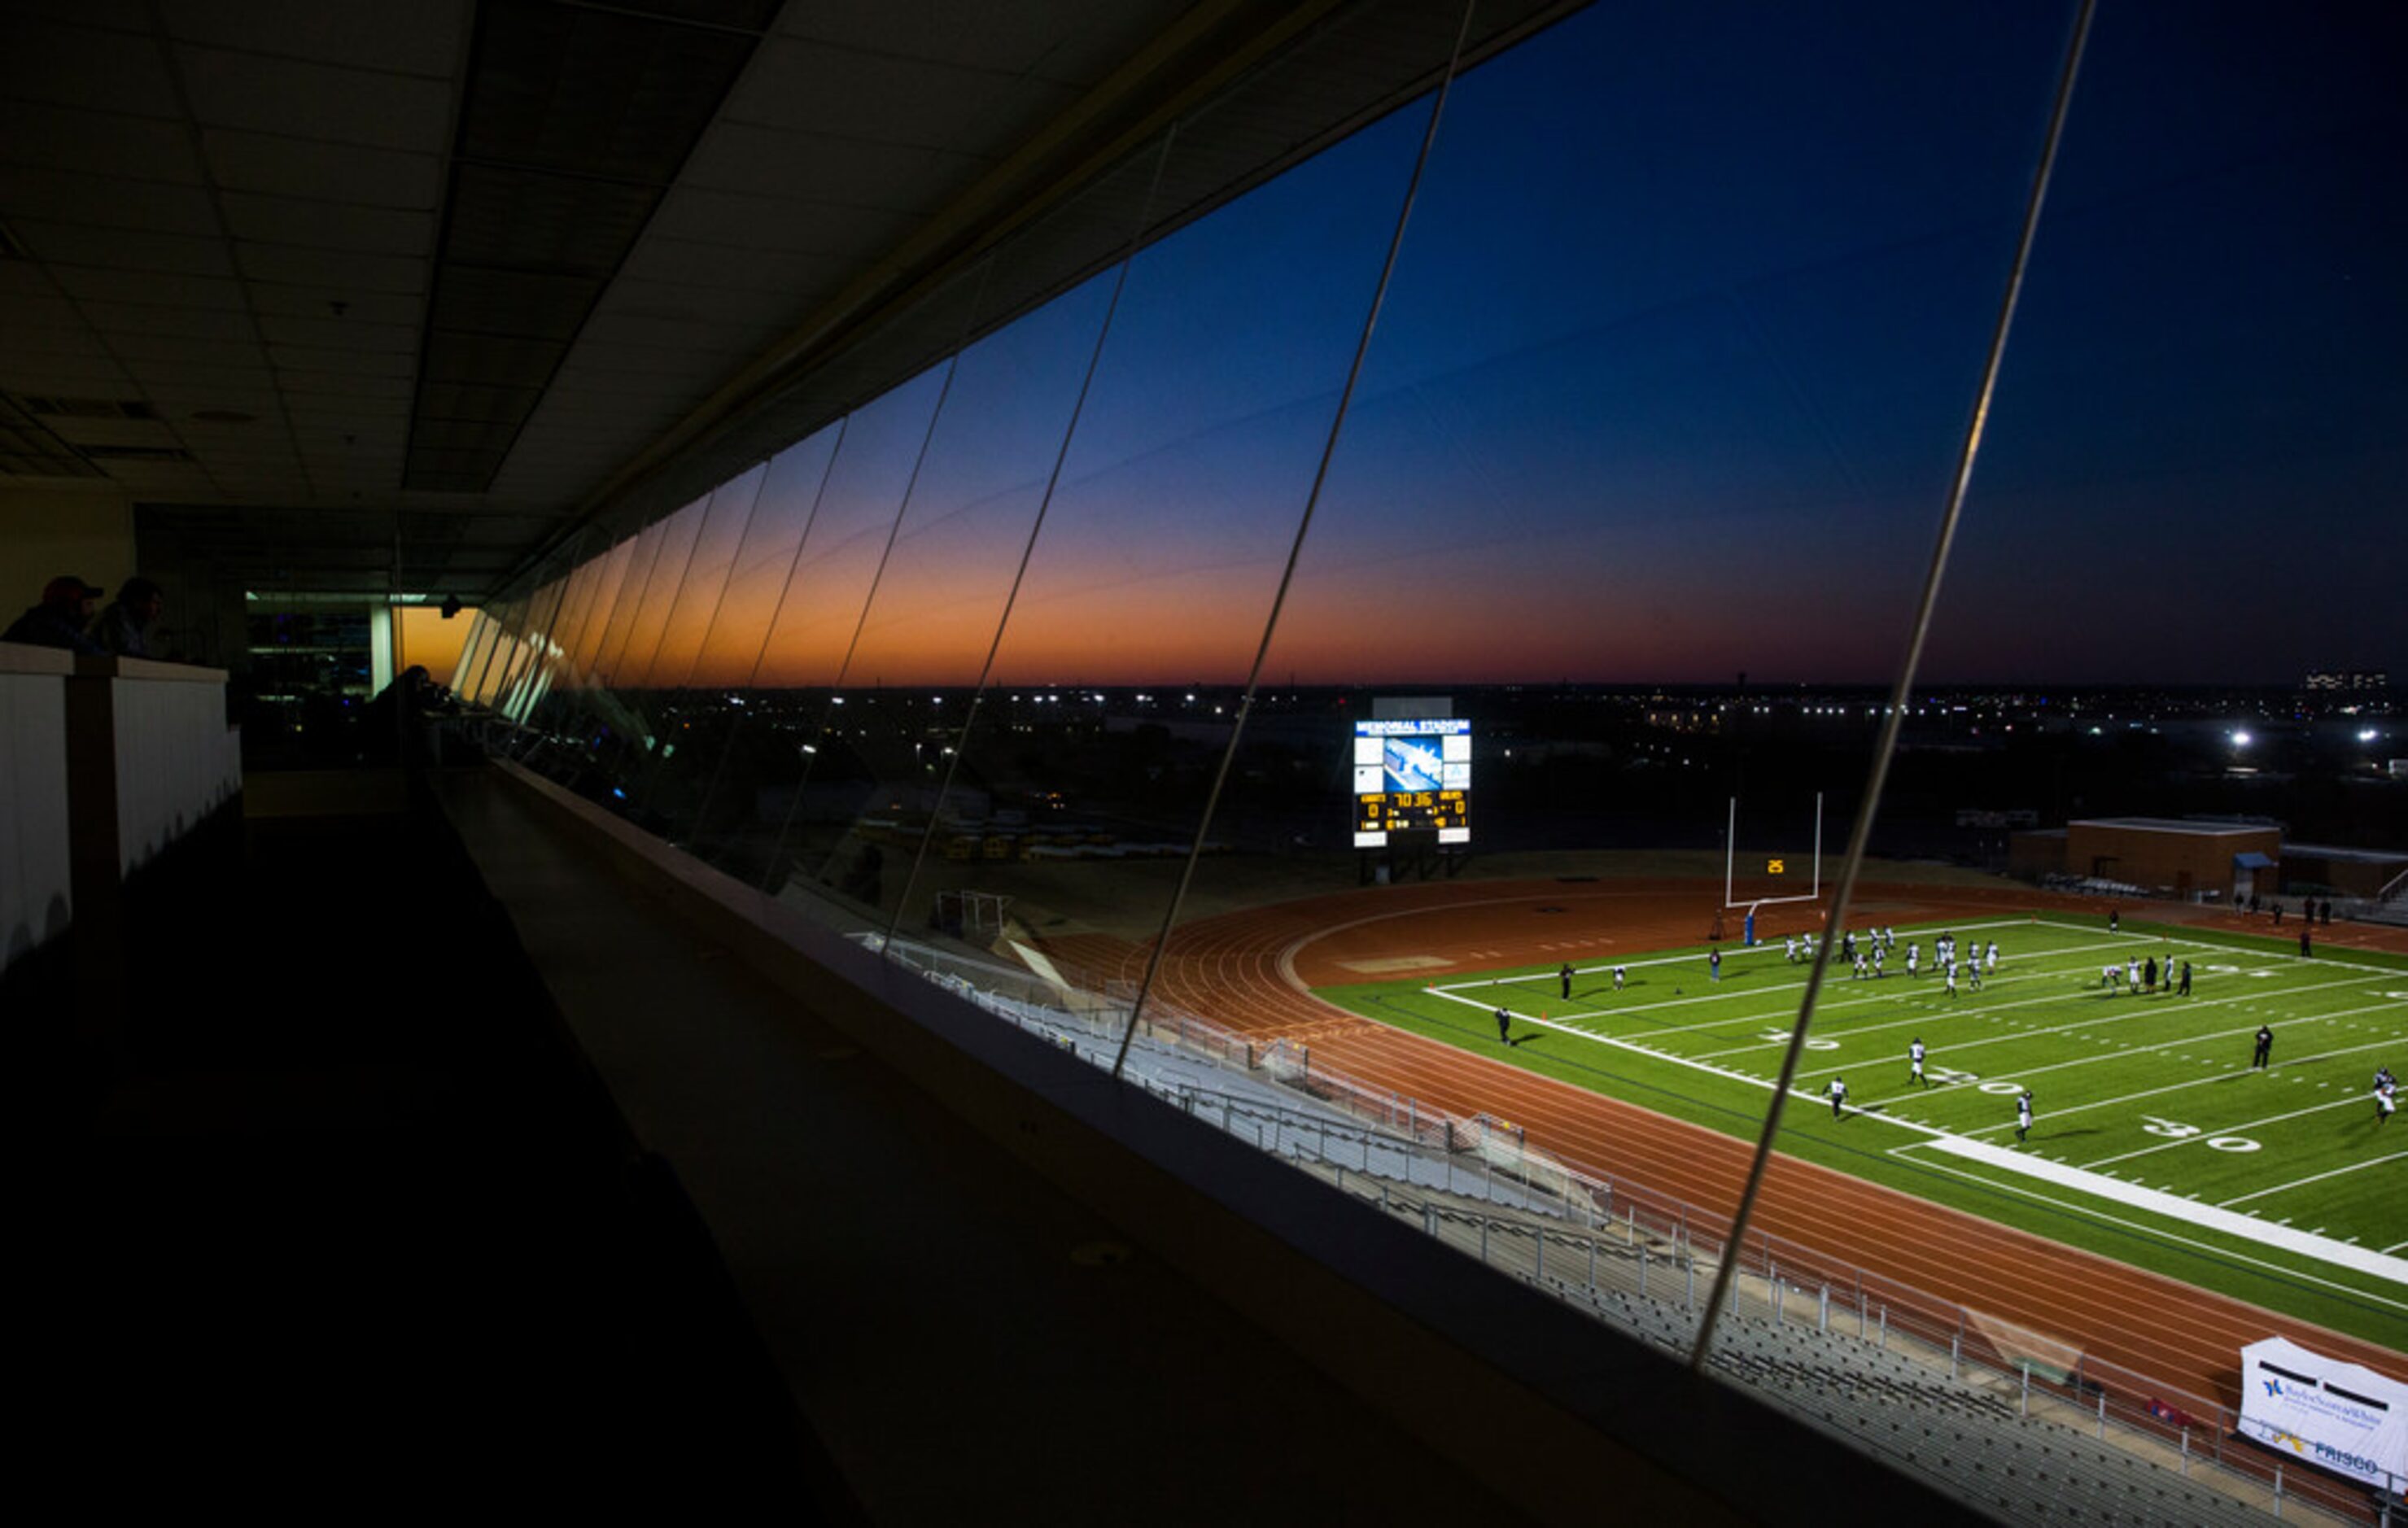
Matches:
[1353,718,1470,846]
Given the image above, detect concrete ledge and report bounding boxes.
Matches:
[481,760,1986,1526]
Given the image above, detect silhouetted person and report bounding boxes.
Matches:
[1496,1006,1511,1043]
[2179,961,2192,996]
[2253,1024,2273,1069]
[3,574,104,654]
[361,664,443,767]
[2322,899,2334,925]
[2300,927,2312,958]
[2108,908,2119,933]
[1560,963,1573,1001]
[92,576,165,657]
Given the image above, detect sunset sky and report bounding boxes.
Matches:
[518,0,2406,695]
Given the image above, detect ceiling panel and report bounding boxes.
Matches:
[679,120,988,210]
[427,267,603,340]
[107,334,267,367]
[776,1,1161,81]
[216,191,436,254]
[159,0,470,78]
[264,343,416,379]
[246,286,425,326]
[12,221,238,276]
[235,242,428,293]
[722,37,1083,150]
[443,165,658,276]
[0,166,223,235]
[0,15,181,117]
[175,46,456,152]
[0,101,207,181]
[74,301,257,340]
[199,128,443,209]
[644,185,917,256]
[253,312,420,353]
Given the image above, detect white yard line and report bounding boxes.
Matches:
[2218,1150,2408,1207]
[1921,1135,2408,1289]
[2082,1098,2369,1167]
[1898,1145,2408,1312]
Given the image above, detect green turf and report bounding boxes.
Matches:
[1313,915,2408,1354]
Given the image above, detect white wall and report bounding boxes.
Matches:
[0,649,75,973]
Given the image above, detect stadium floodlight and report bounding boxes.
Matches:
[2231,729,2253,747]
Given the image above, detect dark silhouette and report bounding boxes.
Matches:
[92,576,165,657]
[3,574,105,654]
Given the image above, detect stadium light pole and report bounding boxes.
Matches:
[1688,0,2097,1372]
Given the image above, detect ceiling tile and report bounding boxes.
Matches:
[444,164,658,277]
[217,191,435,255]
[277,370,415,400]
[0,101,208,182]
[50,267,245,309]
[723,37,1080,154]
[0,166,224,236]
[264,343,417,379]
[11,220,238,277]
[421,333,567,387]
[7,293,94,332]
[776,2,1173,82]
[237,242,428,294]
[9,330,124,365]
[247,285,424,326]
[4,0,151,28]
[0,360,136,391]
[199,128,442,210]
[118,359,276,392]
[618,236,844,297]
[646,186,919,257]
[428,266,601,340]
[75,303,258,341]
[591,274,793,326]
[159,0,469,78]
[0,15,181,117]
[176,45,456,153]
[253,312,419,353]
[679,120,985,212]
[574,309,780,355]
[108,333,268,367]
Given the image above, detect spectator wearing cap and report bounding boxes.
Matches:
[3,575,106,654]
[93,576,166,658]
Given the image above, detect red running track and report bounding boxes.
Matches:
[1037,879,2408,1415]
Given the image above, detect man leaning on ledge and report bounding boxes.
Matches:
[3,574,106,655]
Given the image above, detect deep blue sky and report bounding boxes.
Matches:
[673,1,2406,689]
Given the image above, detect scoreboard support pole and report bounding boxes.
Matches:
[1358,834,1466,886]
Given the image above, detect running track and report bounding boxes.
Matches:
[1037,880,2408,1416]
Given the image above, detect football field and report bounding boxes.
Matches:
[1313,915,2408,1350]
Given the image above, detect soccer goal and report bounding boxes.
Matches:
[1722,793,1825,932]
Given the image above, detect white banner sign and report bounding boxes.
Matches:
[2239,1337,2408,1495]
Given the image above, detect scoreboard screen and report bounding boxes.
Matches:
[1353,718,1470,846]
